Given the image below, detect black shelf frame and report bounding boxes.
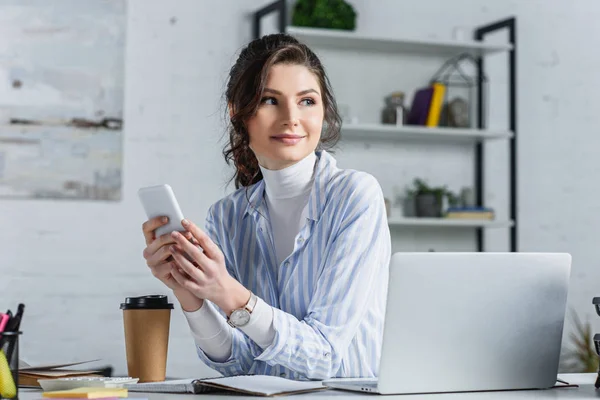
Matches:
[475,18,517,252]
[253,1,517,252]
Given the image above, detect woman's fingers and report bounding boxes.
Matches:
[182,219,222,261]
[171,231,210,268]
[171,266,201,293]
[143,230,194,260]
[149,260,175,280]
[145,245,172,268]
[142,216,194,246]
[171,245,207,282]
[142,216,168,245]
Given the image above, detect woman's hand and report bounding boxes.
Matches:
[169,219,250,315]
[142,216,203,311]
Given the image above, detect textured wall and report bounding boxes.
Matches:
[1,0,598,378]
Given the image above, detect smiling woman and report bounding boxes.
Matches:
[224,33,341,187]
[244,64,324,170]
[141,33,391,381]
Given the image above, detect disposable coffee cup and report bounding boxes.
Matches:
[120,295,174,382]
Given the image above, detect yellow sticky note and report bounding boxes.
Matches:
[42,387,128,399]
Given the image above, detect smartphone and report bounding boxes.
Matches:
[138,184,186,238]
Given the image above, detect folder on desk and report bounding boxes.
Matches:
[18,359,102,388]
[125,375,327,397]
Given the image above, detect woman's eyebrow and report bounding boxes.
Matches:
[264,88,320,96]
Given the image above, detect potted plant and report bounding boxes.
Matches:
[560,308,599,374]
[291,0,357,31]
[406,178,459,218]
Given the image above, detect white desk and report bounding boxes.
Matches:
[17,374,599,400]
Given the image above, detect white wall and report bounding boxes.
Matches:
[1,0,599,378]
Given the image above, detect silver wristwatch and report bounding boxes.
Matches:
[227,291,258,328]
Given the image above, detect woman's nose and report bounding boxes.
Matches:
[281,105,299,127]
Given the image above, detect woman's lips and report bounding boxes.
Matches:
[270,135,305,145]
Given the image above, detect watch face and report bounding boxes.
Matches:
[230,309,251,327]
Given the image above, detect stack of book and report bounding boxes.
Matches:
[406,82,446,127]
[445,207,495,220]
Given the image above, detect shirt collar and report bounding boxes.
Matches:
[243,149,336,221]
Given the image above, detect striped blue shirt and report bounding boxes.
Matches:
[196,150,391,380]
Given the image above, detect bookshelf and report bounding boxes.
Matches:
[387,217,514,229]
[284,26,513,57]
[253,1,517,252]
[341,123,513,144]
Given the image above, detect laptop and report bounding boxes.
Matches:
[324,252,571,395]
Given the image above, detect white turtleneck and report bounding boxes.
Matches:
[183,152,317,362]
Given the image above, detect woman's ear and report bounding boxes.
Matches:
[228,102,234,119]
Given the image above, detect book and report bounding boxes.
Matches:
[445,207,495,220]
[125,375,328,397]
[407,87,434,125]
[426,82,446,127]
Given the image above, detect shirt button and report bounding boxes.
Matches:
[324,352,331,358]
[280,373,286,378]
[284,261,290,267]
[259,227,263,232]
[297,236,304,244]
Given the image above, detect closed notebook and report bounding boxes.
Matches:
[125,375,327,397]
[42,387,127,399]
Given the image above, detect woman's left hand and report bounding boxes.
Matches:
[169,219,249,314]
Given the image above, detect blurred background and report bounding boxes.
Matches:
[0,0,598,380]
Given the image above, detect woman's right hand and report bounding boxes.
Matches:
[142,216,192,291]
[142,217,204,312]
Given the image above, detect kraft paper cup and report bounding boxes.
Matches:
[120,295,173,382]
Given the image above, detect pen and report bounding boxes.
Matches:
[0,313,9,349]
[0,314,8,333]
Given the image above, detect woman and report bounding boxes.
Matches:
[142,33,391,380]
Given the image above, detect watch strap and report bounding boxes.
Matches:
[244,291,258,313]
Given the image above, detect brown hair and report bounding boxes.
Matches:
[223,33,341,189]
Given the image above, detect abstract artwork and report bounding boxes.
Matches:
[0,0,126,200]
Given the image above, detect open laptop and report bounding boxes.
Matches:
[324,252,571,395]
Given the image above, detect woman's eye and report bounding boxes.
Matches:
[261,97,277,105]
[300,98,316,106]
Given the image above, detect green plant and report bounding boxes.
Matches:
[291,0,357,31]
[406,178,460,206]
[560,308,599,373]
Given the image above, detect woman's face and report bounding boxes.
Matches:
[245,63,324,170]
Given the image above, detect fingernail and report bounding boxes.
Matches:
[171,231,178,238]
[182,219,189,226]
[162,217,168,222]
[170,245,176,252]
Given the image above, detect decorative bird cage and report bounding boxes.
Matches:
[429,52,488,129]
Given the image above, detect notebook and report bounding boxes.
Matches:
[125,375,327,397]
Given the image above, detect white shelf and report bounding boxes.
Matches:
[342,123,513,143]
[388,217,514,228]
[286,27,512,57]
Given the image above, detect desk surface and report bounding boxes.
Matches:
[17,374,600,400]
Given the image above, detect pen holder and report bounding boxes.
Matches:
[0,331,21,400]
[593,297,599,389]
